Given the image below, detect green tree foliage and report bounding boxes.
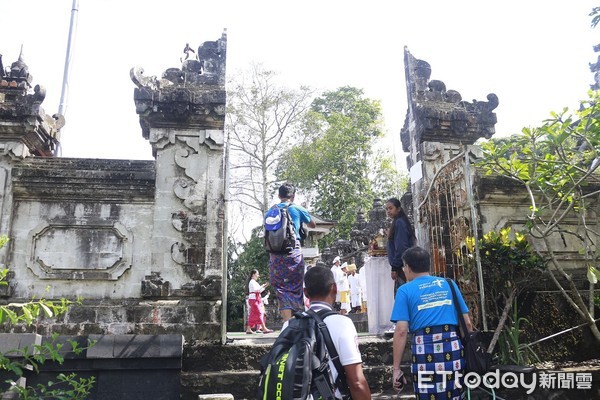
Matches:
[226,228,269,331]
[478,90,600,342]
[0,237,95,398]
[278,86,407,239]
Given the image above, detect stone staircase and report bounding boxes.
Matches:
[180,332,414,400]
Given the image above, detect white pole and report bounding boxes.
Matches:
[58,0,79,121]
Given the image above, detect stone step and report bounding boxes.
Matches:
[182,333,413,399]
[184,334,403,371]
[180,365,414,400]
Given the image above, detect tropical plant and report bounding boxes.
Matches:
[465,227,546,365]
[496,299,541,366]
[477,90,600,342]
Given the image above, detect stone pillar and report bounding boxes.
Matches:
[0,53,63,294]
[400,48,498,252]
[131,32,227,341]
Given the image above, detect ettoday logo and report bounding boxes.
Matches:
[416,369,594,394]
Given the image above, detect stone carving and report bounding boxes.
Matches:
[131,33,226,303]
[8,50,32,88]
[401,49,499,151]
[141,272,171,298]
[131,32,227,140]
[180,43,196,63]
[325,198,394,269]
[26,222,133,280]
[0,51,64,156]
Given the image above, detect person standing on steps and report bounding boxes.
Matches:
[245,269,273,334]
[268,183,316,322]
[385,197,415,335]
[390,246,473,399]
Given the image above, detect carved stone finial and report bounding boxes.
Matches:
[0,52,61,157]
[131,33,227,141]
[401,48,499,150]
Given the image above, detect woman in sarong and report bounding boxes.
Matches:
[245,269,273,334]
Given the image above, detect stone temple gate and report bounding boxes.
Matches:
[0,32,229,399]
[1,34,598,399]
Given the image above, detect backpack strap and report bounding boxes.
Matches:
[446,278,468,340]
[307,308,352,399]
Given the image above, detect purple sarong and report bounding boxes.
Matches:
[268,240,305,312]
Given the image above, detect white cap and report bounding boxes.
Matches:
[341,262,348,269]
[333,256,341,263]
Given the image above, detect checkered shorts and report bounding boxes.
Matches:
[411,325,465,400]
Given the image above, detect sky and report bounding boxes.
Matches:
[1,1,598,166]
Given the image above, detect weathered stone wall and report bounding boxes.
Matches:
[0,32,228,342]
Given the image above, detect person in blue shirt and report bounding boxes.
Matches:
[269,183,316,322]
[390,246,473,400]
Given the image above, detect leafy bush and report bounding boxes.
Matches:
[0,236,95,399]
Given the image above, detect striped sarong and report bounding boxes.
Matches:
[268,240,305,312]
[411,324,464,400]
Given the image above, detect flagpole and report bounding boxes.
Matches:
[57,0,79,154]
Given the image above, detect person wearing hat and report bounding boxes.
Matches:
[337,262,351,315]
[346,258,362,314]
[331,256,343,312]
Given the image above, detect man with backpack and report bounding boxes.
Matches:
[258,266,371,399]
[265,183,316,322]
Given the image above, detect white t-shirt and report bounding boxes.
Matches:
[280,301,362,398]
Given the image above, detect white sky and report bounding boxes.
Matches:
[1,0,598,169]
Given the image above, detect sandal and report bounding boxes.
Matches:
[262,329,274,334]
[245,331,255,334]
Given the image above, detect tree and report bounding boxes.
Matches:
[478,90,600,342]
[226,64,313,230]
[278,86,407,239]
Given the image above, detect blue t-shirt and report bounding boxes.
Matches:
[390,275,469,332]
[277,202,312,239]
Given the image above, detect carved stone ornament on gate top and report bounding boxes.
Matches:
[401,48,499,151]
[131,31,227,141]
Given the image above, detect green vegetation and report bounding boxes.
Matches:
[0,237,95,399]
[278,86,406,240]
[478,90,600,342]
[468,228,546,365]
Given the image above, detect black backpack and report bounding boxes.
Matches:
[263,204,297,254]
[257,309,351,400]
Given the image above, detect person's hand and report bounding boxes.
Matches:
[393,369,406,392]
[391,271,398,281]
